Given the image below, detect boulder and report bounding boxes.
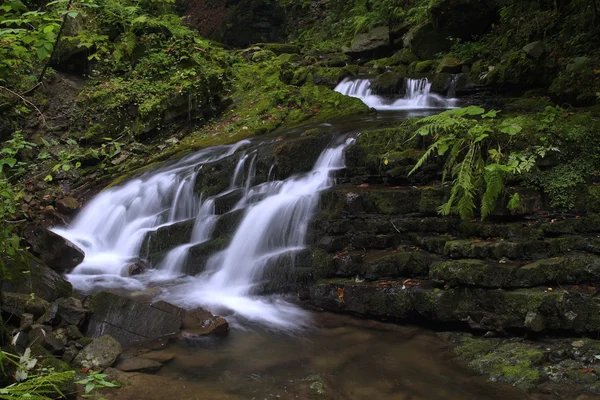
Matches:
[181,307,229,336]
[1,291,49,320]
[55,297,89,327]
[55,197,80,216]
[343,26,391,58]
[72,335,122,370]
[114,357,162,373]
[391,48,420,65]
[522,41,545,59]
[371,72,406,96]
[139,350,175,363]
[86,292,184,345]
[0,253,72,301]
[24,226,84,273]
[430,0,497,41]
[437,57,463,73]
[404,23,452,60]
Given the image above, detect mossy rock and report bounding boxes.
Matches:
[252,50,277,62]
[311,67,349,87]
[141,219,194,265]
[257,43,301,55]
[371,72,405,96]
[503,96,554,113]
[550,57,599,107]
[436,57,462,73]
[391,48,420,65]
[452,336,543,391]
[183,238,229,275]
[414,60,438,74]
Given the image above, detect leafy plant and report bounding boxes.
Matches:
[409,106,553,220]
[75,371,120,398]
[0,349,75,400]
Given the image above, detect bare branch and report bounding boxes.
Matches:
[0,86,47,126]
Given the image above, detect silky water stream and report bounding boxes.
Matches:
[51,111,536,399]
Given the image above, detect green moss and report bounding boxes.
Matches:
[251,50,277,62]
[414,60,438,73]
[392,49,420,65]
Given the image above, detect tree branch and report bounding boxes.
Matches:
[0,86,47,126]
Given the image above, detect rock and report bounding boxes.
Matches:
[370,72,406,96]
[0,253,72,301]
[72,335,122,370]
[414,60,438,73]
[62,345,79,364]
[24,225,84,273]
[522,41,545,59]
[66,324,84,340]
[139,350,175,363]
[18,313,34,332]
[572,340,586,348]
[251,49,276,62]
[257,43,301,55]
[182,307,229,336]
[343,26,391,58]
[86,292,184,345]
[13,331,29,353]
[430,0,497,41]
[524,312,545,332]
[55,197,80,216]
[437,57,463,73]
[43,331,67,354]
[127,259,148,276]
[114,357,162,373]
[404,23,452,60]
[391,48,420,65]
[1,291,49,320]
[56,297,89,327]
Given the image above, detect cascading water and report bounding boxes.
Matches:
[334,77,458,110]
[52,134,355,329]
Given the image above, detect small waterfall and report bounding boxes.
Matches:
[334,77,457,110]
[52,135,355,329]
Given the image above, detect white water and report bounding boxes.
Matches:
[334,77,458,110]
[52,136,354,330]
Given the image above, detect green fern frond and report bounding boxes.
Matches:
[0,371,74,400]
[481,163,506,220]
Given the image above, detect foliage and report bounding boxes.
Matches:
[75,371,120,398]
[0,349,75,400]
[409,106,555,220]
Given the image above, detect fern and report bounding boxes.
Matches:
[0,371,74,400]
[481,163,507,219]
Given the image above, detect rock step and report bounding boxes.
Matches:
[311,214,600,241]
[309,280,600,333]
[431,253,600,289]
[319,184,600,217]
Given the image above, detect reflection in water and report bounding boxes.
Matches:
[132,312,530,400]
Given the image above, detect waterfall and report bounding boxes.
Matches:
[334,77,458,110]
[52,135,355,329]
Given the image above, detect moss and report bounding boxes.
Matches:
[371,72,405,95]
[392,48,420,65]
[258,43,301,54]
[311,67,349,86]
[414,60,438,73]
[251,49,277,62]
[418,186,445,214]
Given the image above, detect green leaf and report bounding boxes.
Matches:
[62,164,71,171]
[507,193,521,210]
[85,382,95,394]
[500,123,522,136]
[481,109,499,119]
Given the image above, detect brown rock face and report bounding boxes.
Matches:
[24,226,84,273]
[182,307,229,336]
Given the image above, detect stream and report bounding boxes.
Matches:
[49,82,540,399]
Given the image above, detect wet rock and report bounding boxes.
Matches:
[139,350,175,363]
[140,219,194,265]
[182,307,229,336]
[87,292,184,345]
[343,26,391,58]
[73,335,122,370]
[0,254,72,301]
[371,72,405,96]
[404,23,452,60]
[43,331,67,354]
[66,324,84,340]
[115,357,162,373]
[127,259,148,276]
[55,197,80,216]
[522,41,545,59]
[524,312,545,332]
[24,226,84,273]
[56,297,89,327]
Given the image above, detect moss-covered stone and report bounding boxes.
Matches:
[371,72,405,96]
[414,60,438,73]
[391,49,420,65]
[141,219,194,265]
[257,43,301,55]
[251,49,277,62]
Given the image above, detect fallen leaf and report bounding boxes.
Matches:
[472,238,482,243]
[337,288,344,302]
[359,183,369,188]
[579,368,595,374]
